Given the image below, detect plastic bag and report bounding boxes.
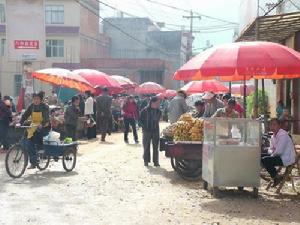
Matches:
[43,131,61,145]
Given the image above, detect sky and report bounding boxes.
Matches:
[100,0,241,53]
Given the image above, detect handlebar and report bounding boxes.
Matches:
[15,125,38,129]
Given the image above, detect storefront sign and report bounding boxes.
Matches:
[15,40,39,49]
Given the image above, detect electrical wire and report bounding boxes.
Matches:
[145,0,238,25]
[288,0,300,10]
[74,0,185,56]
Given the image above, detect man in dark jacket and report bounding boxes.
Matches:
[96,87,112,142]
[64,95,81,141]
[0,93,12,152]
[140,97,161,167]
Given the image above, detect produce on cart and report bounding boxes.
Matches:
[202,118,261,197]
[160,113,204,181]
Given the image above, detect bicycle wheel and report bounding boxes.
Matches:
[37,151,50,171]
[62,147,77,172]
[5,144,28,178]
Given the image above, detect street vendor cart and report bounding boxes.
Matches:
[160,138,202,181]
[202,118,261,197]
[160,114,204,181]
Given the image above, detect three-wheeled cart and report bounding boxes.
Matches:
[160,137,202,181]
[202,118,261,197]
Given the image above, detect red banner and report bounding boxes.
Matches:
[14,40,39,49]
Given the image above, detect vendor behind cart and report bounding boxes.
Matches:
[203,91,224,118]
[169,90,188,123]
[19,92,50,169]
[212,98,238,118]
[192,100,205,118]
[64,96,81,141]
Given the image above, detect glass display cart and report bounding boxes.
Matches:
[202,118,261,197]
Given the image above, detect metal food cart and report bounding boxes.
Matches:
[202,118,261,197]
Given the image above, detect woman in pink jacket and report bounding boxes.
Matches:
[122,96,139,144]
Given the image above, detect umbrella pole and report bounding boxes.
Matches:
[229,82,232,93]
[261,79,268,130]
[243,76,247,118]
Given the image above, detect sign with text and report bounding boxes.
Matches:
[14,40,39,49]
[6,0,45,61]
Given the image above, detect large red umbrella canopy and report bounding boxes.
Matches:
[174,41,300,81]
[111,75,136,89]
[181,80,228,94]
[73,69,122,93]
[135,82,166,94]
[32,68,93,92]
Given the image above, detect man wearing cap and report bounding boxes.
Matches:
[203,91,224,117]
[96,87,112,142]
[168,90,188,123]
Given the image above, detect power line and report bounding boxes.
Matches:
[288,0,300,10]
[75,0,185,56]
[145,0,238,25]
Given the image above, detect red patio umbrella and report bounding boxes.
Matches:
[174,41,300,81]
[32,68,93,92]
[135,82,166,94]
[156,89,177,99]
[73,69,123,93]
[111,75,137,89]
[181,80,228,94]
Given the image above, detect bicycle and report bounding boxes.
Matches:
[5,126,77,178]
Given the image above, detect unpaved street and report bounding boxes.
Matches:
[1,125,300,225]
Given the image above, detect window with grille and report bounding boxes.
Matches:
[46,40,64,57]
[45,5,64,24]
[14,74,22,97]
[0,39,5,56]
[0,4,5,23]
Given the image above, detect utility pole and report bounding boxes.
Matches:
[253,0,260,118]
[183,10,201,62]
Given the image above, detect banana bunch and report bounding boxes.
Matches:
[189,118,204,141]
[174,121,192,141]
[162,123,177,138]
[173,113,204,141]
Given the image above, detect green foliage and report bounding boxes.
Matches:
[246,89,269,117]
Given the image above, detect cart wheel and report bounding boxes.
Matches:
[5,144,28,179]
[62,148,77,172]
[252,187,259,198]
[238,186,244,191]
[170,157,176,171]
[174,159,202,181]
[203,181,208,190]
[37,152,50,171]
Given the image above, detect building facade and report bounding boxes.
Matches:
[0,0,109,97]
[102,17,188,89]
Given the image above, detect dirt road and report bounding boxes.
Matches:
[1,125,300,225]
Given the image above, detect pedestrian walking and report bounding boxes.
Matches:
[122,95,139,144]
[96,87,112,142]
[140,97,161,167]
[0,93,12,152]
[85,91,97,139]
[64,96,81,141]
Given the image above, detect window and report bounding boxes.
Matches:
[45,5,64,24]
[46,40,64,57]
[0,4,5,23]
[0,39,5,56]
[14,74,23,97]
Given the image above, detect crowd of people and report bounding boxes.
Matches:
[0,88,297,182]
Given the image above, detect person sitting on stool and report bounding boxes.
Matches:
[261,118,296,187]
